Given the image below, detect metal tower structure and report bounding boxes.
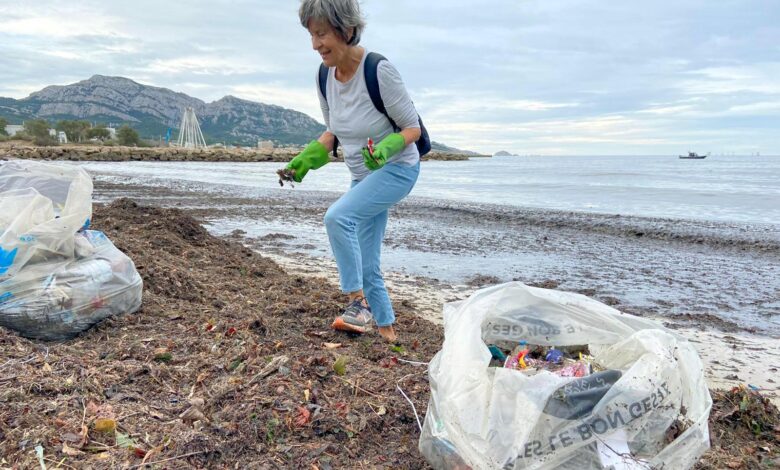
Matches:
[176,107,207,148]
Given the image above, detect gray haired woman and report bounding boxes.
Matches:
[283,0,423,343]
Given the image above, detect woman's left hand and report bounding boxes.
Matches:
[362,133,405,170]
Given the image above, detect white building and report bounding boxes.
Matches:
[258,140,274,150]
[3,122,116,141]
[4,125,24,137]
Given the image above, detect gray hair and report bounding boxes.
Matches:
[299,0,366,46]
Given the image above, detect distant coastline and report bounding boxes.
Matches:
[0,141,479,162]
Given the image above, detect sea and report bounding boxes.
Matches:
[76,154,780,226]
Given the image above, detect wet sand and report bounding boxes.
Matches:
[90,178,780,404]
[93,178,780,335]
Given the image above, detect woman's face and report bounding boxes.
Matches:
[307,19,352,67]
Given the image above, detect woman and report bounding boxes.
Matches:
[283,0,422,342]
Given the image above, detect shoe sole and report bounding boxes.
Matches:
[332,317,368,334]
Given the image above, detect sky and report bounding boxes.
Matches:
[0,0,778,155]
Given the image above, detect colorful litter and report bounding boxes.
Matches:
[496,342,598,378]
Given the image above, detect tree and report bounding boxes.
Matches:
[87,127,111,140]
[24,119,51,139]
[56,120,91,142]
[117,125,141,146]
[0,118,8,136]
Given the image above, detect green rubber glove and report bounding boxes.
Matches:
[285,140,330,182]
[361,133,406,171]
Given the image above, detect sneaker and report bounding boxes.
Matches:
[332,298,373,334]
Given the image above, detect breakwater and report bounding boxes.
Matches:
[0,143,474,162]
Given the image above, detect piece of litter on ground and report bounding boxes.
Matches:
[34,444,46,470]
[396,385,422,432]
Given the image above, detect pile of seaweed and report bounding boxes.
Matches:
[0,198,441,469]
[696,385,780,469]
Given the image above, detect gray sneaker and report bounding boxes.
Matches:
[332,299,373,334]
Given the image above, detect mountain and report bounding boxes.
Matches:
[0,96,35,121]
[0,75,325,145]
[494,150,517,156]
[0,75,478,152]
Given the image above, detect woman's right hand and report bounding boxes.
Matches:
[283,140,330,183]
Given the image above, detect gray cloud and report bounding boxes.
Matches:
[0,0,777,154]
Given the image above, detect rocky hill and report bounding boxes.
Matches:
[0,75,325,146]
[0,75,482,153]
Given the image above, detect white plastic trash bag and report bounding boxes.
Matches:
[0,160,93,279]
[420,282,712,470]
[0,230,143,340]
[0,159,142,340]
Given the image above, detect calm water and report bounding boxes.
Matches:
[74,154,780,226]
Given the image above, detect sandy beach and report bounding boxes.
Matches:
[1,168,779,468]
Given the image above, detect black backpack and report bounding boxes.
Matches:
[318,52,431,158]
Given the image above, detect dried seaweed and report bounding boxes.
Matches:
[276,168,296,188]
[0,198,440,469]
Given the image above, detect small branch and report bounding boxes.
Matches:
[248,355,289,384]
[335,376,383,398]
[0,354,38,370]
[44,457,76,470]
[397,372,424,384]
[396,358,429,366]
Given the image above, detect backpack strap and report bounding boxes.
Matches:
[317,63,338,157]
[364,52,400,132]
[366,52,431,156]
[318,52,413,158]
[317,63,328,101]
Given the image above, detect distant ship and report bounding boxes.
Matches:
[679,151,708,159]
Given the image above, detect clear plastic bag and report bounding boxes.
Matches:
[0,160,93,279]
[420,282,711,470]
[0,160,142,340]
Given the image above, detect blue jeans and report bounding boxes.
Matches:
[324,162,420,327]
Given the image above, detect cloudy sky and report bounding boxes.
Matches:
[1,0,778,155]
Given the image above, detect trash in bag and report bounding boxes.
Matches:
[0,160,143,340]
[419,282,712,470]
[0,230,143,340]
